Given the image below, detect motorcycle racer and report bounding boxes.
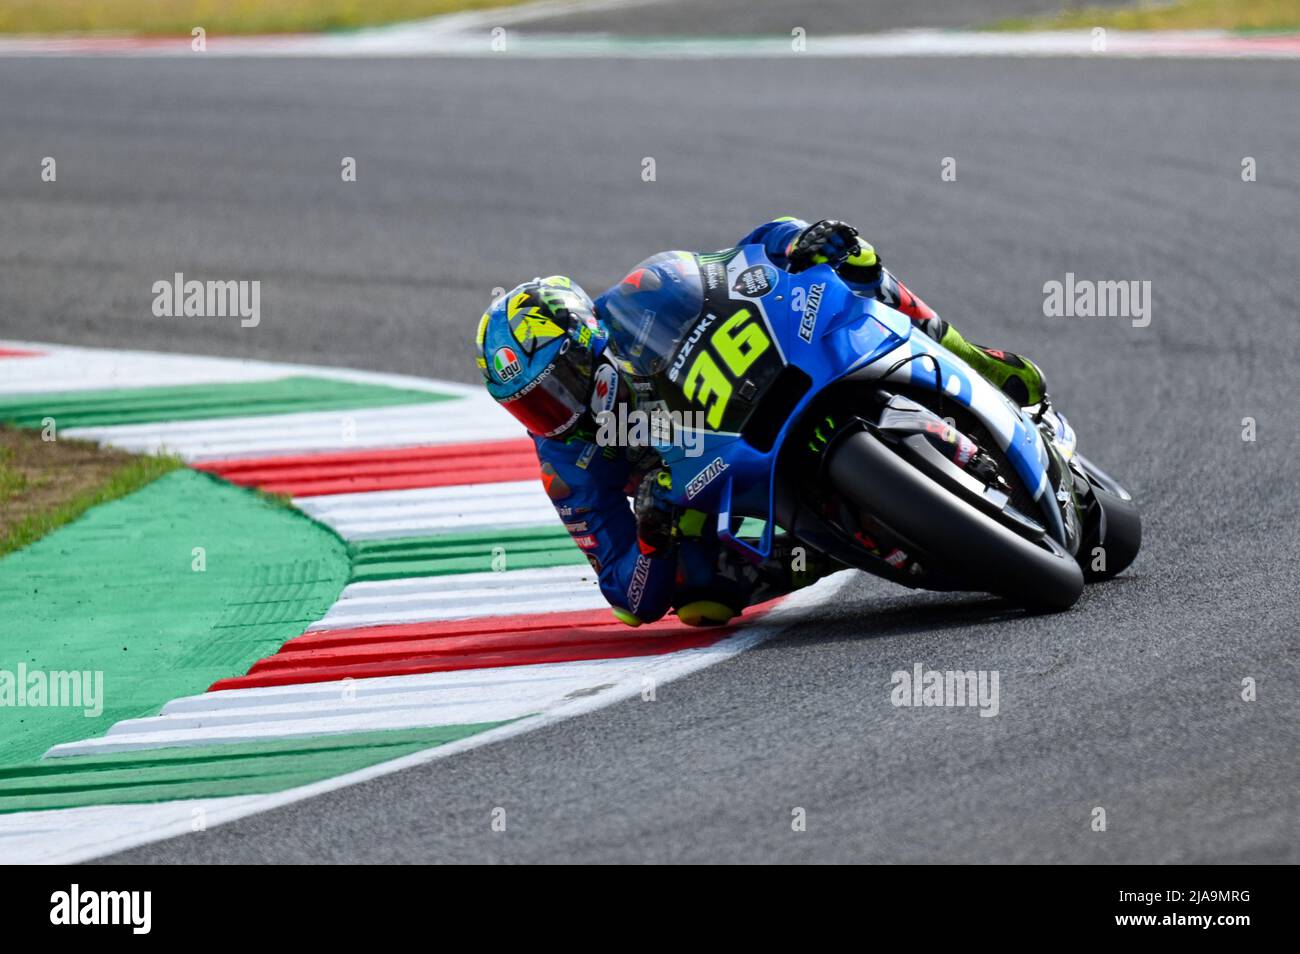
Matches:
[474,217,1048,627]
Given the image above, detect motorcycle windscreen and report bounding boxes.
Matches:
[602,251,707,376]
[605,251,787,435]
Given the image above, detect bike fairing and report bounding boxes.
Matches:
[599,242,1070,570]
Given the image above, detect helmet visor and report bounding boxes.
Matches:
[499,342,591,438]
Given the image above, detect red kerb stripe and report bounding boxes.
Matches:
[195,437,538,495]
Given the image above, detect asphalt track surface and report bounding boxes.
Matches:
[1,51,1297,863]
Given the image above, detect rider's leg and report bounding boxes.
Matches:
[938,326,1047,407]
[671,515,836,626]
[878,270,1047,407]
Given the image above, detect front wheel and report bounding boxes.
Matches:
[1079,484,1142,582]
[825,429,1085,610]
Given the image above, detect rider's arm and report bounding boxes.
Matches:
[875,267,945,338]
[532,436,677,625]
[738,217,943,335]
[737,216,883,292]
[733,216,808,268]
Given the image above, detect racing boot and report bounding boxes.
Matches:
[671,527,837,627]
[936,324,1047,408]
[675,599,740,627]
[671,510,741,626]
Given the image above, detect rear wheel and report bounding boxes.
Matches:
[826,429,1084,610]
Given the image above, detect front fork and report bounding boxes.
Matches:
[1035,403,1088,558]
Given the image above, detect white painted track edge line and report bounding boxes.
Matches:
[0,339,481,397]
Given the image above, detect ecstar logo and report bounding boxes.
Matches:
[627,555,651,612]
[798,282,825,343]
[685,457,728,499]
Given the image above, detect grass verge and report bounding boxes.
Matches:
[992,0,1300,33]
[0,0,532,36]
[0,426,182,558]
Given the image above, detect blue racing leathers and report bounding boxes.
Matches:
[535,425,789,625]
[533,430,678,624]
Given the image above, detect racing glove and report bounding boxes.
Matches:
[787,219,883,287]
[633,468,677,558]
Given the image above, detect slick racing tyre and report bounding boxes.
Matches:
[1079,484,1142,583]
[826,429,1085,611]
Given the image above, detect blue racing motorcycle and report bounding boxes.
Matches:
[602,246,1141,610]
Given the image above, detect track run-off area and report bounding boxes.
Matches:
[0,341,833,862]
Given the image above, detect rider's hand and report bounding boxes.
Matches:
[786,219,861,273]
[634,468,677,558]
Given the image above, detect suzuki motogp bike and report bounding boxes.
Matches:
[605,247,1141,610]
